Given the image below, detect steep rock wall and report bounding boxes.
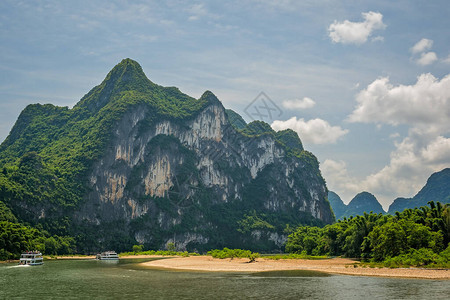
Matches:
[77,101,332,251]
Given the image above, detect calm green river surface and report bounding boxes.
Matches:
[0,258,448,299]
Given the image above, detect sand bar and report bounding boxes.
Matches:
[141,256,450,279]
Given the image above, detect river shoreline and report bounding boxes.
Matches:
[2,254,448,279]
[141,256,450,279]
[0,254,174,263]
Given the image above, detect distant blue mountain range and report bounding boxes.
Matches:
[328,168,450,219]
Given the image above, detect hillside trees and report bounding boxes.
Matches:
[286,202,449,267]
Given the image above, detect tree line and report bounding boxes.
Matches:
[285,201,449,267]
[0,220,75,260]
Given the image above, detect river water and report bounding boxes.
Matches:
[0,258,448,299]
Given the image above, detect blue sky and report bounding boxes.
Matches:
[1,0,449,208]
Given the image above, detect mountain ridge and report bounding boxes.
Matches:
[0,59,333,252]
[388,168,450,213]
[328,191,385,220]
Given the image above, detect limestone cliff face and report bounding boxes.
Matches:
[78,91,333,251]
[0,59,333,253]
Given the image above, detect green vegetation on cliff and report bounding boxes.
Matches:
[225,113,304,154]
[225,109,246,130]
[240,120,274,136]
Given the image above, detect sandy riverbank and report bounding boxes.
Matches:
[141,256,449,279]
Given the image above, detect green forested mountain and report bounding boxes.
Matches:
[0,200,17,222]
[345,192,385,217]
[388,168,450,214]
[328,191,385,220]
[0,59,333,255]
[327,191,347,220]
[225,109,246,130]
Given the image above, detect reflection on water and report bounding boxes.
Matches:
[0,258,448,299]
[250,269,332,277]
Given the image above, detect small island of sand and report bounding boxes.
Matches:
[141,256,449,279]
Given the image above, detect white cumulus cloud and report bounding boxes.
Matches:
[282,97,316,110]
[348,73,450,133]
[421,136,450,165]
[416,52,438,66]
[410,39,438,65]
[410,38,433,54]
[328,11,386,45]
[271,117,348,145]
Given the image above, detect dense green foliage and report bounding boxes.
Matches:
[285,202,450,267]
[237,211,275,234]
[0,220,75,260]
[240,120,274,136]
[0,200,17,222]
[208,248,260,262]
[275,129,304,152]
[132,244,144,253]
[375,247,450,268]
[225,109,247,130]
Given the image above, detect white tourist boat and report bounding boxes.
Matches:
[19,251,44,266]
[96,251,119,260]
